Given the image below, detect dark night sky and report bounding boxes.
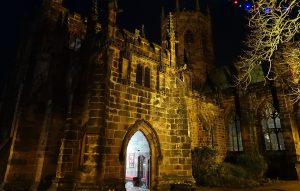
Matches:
[0,0,247,91]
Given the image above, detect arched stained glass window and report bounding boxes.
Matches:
[261,103,285,150]
[228,113,243,151]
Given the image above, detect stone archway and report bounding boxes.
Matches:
[120,120,162,190]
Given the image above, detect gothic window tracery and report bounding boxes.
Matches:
[261,103,285,151]
[228,112,243,151]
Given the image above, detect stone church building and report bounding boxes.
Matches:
[0,0,300,190]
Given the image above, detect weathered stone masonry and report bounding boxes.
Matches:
[1,0,300,191]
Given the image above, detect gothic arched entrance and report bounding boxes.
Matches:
[120,120,162,191]
[125,131,150,190]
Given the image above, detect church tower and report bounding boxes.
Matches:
[161,0,215,90]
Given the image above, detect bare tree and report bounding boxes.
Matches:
[277,42,300,102]
[235,0,300,101]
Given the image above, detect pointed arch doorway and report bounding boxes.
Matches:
[125,131,150,191]
[120,120,162,191]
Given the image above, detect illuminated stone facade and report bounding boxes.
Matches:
[0,0,300,191]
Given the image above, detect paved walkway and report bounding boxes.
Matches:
[125,181,149,191]
[125,181,300,191]
[196,181,300,191]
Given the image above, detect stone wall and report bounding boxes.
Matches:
[186,95,227,161]
[2,1,300,190]
[96,38,194,189]
[2,101,65,190]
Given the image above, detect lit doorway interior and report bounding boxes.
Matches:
[125,131,150,191]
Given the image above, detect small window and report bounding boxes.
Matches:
[184,30,194,44]
[136,64,143,85]
[80,134,87,167]
[184,49,189,64]
[69,34,82,51]
[228,113,243,151]
[261,103,285,150]
[144,67,151,88]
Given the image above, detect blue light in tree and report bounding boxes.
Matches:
[244,2,252,11]
[283,6,289,11]
[262,7,271,13]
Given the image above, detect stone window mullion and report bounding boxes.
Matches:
[261,103,285,151]
[229,112,243,151]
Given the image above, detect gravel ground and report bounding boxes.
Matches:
[196,181,300,191]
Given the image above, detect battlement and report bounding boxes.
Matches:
[113,29,172,67]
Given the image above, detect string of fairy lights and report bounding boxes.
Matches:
[230,0,300,14]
